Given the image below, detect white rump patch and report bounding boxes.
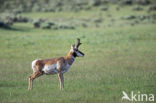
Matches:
[31,59,39,73]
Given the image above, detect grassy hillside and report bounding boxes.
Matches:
[0,4,156,103]
[1,0,156,12]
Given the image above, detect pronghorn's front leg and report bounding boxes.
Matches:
[58,72,64,90]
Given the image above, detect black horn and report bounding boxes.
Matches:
[75,38,82,49]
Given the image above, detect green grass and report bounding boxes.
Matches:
[0,5,156,103]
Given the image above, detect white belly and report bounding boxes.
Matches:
[42,64,58,74]
[42,63,71,74]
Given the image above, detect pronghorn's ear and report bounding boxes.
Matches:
[71,44,75,49]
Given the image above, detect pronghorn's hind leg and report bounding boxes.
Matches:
[28,71,43,90]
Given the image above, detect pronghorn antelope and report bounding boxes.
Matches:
[28,38,84,90]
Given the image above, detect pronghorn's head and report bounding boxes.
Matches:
[70,38,84,57]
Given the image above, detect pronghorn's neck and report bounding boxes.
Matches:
[65,51,75,65]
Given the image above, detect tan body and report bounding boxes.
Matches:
[28,39,84,90]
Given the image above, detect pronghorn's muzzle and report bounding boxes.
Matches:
[76,50,84,57]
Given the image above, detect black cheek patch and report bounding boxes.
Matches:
[73,52,77,57]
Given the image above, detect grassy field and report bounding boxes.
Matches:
[0,5,156,103]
